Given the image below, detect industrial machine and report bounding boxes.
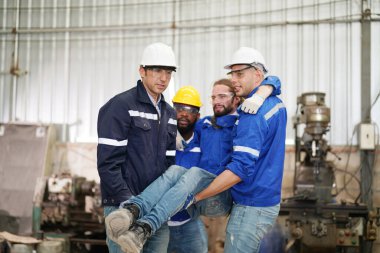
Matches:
[33,173,107,253]
[281,92,378,253]
[293,92,334,203]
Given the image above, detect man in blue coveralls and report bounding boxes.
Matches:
[168,86,208,253]
[195,47,287,253]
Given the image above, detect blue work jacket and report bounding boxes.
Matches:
[175,134,201,169]
[170,133,201,223]
[194,75,281,176]
[227,86,287,207]
[196,114,238,176]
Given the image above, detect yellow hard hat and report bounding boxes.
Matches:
[172,86,202,107]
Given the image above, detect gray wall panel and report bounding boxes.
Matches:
[0,0,379,144]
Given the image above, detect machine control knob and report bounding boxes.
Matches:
[292,227,303,239]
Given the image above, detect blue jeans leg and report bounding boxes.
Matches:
[142,223,169,253]
[224,204,280,253]
[127,165,188,216]
[258,221,285,253]
[132,166,216,233]
[104,206,170,253]
[168,218,208,253]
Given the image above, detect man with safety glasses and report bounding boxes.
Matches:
[195,47,287,253]
[97,42,178,253]
[168,86,208,253]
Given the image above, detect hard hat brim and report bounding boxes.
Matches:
[142,65,177,72]
[224,62,268,73]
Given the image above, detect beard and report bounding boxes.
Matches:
[213,104,234,117]
[177,118,197,137]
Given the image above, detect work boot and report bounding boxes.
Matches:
[105,203,139,243]
[117,221,152,253]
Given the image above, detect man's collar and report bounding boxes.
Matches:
[147,91,162,106]
[185,132,194,144]
[214,114,238,127]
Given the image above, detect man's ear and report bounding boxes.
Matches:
[234,96,242,107]
[139,66,146,78]
[255,68,264,79]
[196,113,200,120]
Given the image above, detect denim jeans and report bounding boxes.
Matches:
[104,206,169,253]
[191,189,232,218]
[224,204,280,253]
[127,165,232,233]
[168,218,208,253]
[258,221,285,253]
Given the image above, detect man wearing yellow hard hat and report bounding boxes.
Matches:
[172,86,202,147]
[168,86,208,253]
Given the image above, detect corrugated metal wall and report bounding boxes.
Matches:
[0,0,379,144]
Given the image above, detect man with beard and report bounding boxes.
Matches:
[168,86,208,253]
[105,78,281,253]
[195,47,287,253]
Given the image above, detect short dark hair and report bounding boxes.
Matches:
[142,65,176,72]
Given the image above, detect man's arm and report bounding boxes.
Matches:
[241,75,281,114]
[194,112,266,204]
[97,97,131,201]
[261,75,281,96]
[195,169,241,202]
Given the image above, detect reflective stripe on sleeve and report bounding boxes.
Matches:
[128,110,158,120]
[264,103,285,120]
[166,150,176,156]
[168,118,177,125]
[98,138,128,146]
[233,145,260,157]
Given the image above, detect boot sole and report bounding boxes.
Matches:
[117,233,142,253]
[105,209,133,242]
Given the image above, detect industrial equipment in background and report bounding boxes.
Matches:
[293,92,334,203]
[281,92,379,253]
[32,173,107,253]
[0,123,108,252]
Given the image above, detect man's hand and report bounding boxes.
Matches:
[241,94,265,114]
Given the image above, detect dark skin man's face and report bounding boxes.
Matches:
[174,103,200,137]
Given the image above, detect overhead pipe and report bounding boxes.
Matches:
[1,17,378,35]
[10,0,21,122]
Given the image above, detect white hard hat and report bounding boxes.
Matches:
[140,42,177,69]
[224,47,268,73]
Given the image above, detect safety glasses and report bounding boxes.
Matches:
[226,65,257,79]
[210,92,235,102]
[174,104,199,114]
